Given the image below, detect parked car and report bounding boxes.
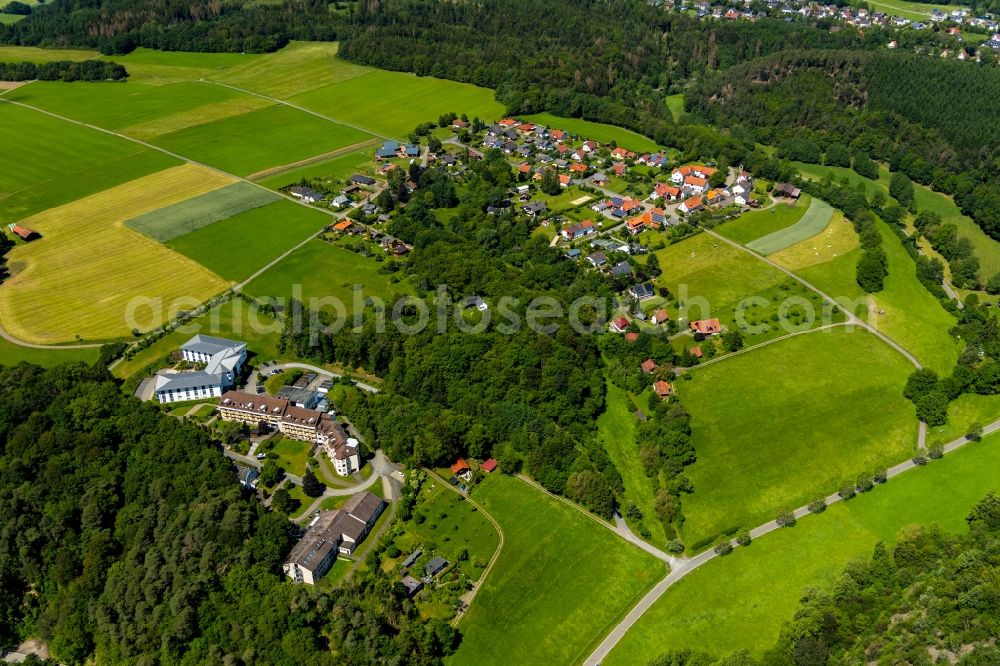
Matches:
[256,453,266,460]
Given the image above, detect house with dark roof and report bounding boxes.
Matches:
[376,141,400,159]
[610,261,633,278]
[351,174,377,186]
[424,556,449,579]
[401,575,424,597]
[774,183,801,199]
[629,283,655,300]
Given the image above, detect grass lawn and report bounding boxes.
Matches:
[522,112,660,153]
[243,239,413,315]
[677,327,918,549]
[795,248,869,318]
[268,438,312,477]
[598,382,668,546]
[126,181,280,242]
[166,199,331,282]
[715,196,811,245]
[769,210,858,272]
[745,198,834,255]
[290,69,504,139]
[0,102,181,221]
[665,94,685,121]
[319,494,351,511]
[868,219,960,374]
[0,337,100,367]
[866,0,943,20]
[152,104,372,177]
[389,481,500,581]
[111,298,283,379]
[447,474,662,666]
[930,393,1000,444]
[603,430,1000,665]
[0,164,232,344]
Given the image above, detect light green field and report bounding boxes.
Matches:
[522,112,660,153]
[599,383,669,546]
[931,393,1000,444]
[0,337,100,367]
[112,299,283,379]
[794,248,868,316]
[867,0,943,21]
[0,46,97,62]
[0,13,25,24]
[291,69,504,139]
[716,196,811,245]
[604,430,1000,665]
[99,48,260,85]
[243,239,413,314]
[256,149,373,189]
[126,181,280,242]
[678,327,918,548]
[390,481,500,581]
[746,199,834,255]
[869,219,959,373]
[769,211,858,271]
[152,104,372,177]
[448,474,662,666]
[0,102,181,220]
[665,94,685,121]
[166,199,331,282]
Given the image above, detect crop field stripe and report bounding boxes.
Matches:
[125,181,282,242]
[246,137,380,181]
[746,199,834,255]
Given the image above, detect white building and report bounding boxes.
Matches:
[326,436,362,476]
[154,335,247,403]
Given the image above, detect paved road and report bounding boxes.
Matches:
[676,322,846,374]
[292,450,392,522]
[255,362,380,394]
[582,417,1000,666]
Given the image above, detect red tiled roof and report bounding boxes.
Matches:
[481,458,498,473]
[612,316,630,330]
[689,318,721,335]
[451,458,471,474]
[653,309,669,324]
[625,332,639,343]
[641,359,658,373]
[690,346,703,358]
[570,162,587,173]
[653,380,673,397]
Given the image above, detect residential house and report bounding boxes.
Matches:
[330,194,350,209]
[289,186,324,203]
[611,147,636,160]
[641,359,658,374]
[679,196,704,214]
[774,183,801,199]
[376,140,400,159]
[612,162,628,176]
[653,380,673,399]
[566,248,582,259]
[610,261,633,278]
[351,174,377,186]
[401,575,423,597]
[559,174,571,187]
[689,346,703,358]
[424,556,449,579]
[683,175,709,193]
[671,165,718,184]
[570,162,588,174]
[689,318,722,335]
[587,251,608,268]
[625,332,639,343]
[451,458,472,480]
[154,335,247,404]
[652,308,670,325]
[630,283,655,300]
[610,316,631,333]
[561,219,596,240]
[451,118,468,129]
[481,458,498,473]
[523,201,548,217]
[237,465,259,489]
[652,182,682,201]
[590,172,609,186]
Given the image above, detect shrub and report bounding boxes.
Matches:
[838,483,856,500]
[856,473,875,493]
[714,539,734,556]
[928,443,944,459]
[666,540,685,555]
[736,528,751,547]
[776,512,796,528]
[912,455,929,466]
[808,498,827,514]
[873,468,888,484]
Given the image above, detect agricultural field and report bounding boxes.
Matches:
[98,48,260,85]
[111,298,283,379]
[677,327,918,548]
[0,337,100,367]
[868,219,960,373]
[255,148,373,189]
[791,248,868,318]
[598,383,669,545]
[715,196,811,245]
[522,112,661,153]
[448,474,662,666]
[0,164,233,344]
[166,199,332,282]
[152,104,372,177]
[126,181,281,242]
[0,103,181,220]
[242,239,413,315]
[931,392,1000,444]
[745,198,834,255]
[0,45,97,62]
[866,0,945,20]
[768,210,858,271]
[603,430,1000,665]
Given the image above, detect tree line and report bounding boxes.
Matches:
[0,60,126,81]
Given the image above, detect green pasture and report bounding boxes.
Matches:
[746,198,834,255]
[0,46,97,62]
[677,327,919,548]
[166,200,330,282]
[0,102,180,220]
[0,337,100,368]
[716,195,811,245]
[930,392,1000,444]
[152,104,372,177]
[795,247,869,318]
[127,181,280,242]
[665,94,685,121]
[256,148,374,189]
[522,112,660,153]
[447,474,662,666]
[100,48,259,85]
[242,239,413,315]
[604,429,1000,665]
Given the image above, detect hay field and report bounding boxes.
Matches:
[0,164,233,343]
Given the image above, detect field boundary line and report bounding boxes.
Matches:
[515,473,617,531]
[246,138,380,181]
[423,467,505,626]
[199,78,393,141]
[677,322,846,373]
[582,416,1000,666]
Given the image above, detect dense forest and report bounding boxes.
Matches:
[650,492,1000,665]
[0,362,458,664]
[0,60,126,81]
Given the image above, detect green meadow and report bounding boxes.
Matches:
[604,430,1000,665]
[0,102,180,220]
[255,148,373,189]
[522,112,661,153]
[165,199,331,282]
[242,238,413,313]
[152,104,372,176]
[665,94,685,121]
[0,337,100,367]
[746,198,834,255]
[99,48,259,85]
[931,392,1000,444]
[0,45,97,62]
[677,327,918,548]
[127,181,280,242]
[716,196,811,245]
[448,474,662,666]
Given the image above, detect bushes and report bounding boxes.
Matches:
[776,511,796,528]
[808,498,827,514]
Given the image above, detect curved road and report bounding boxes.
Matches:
[254,362,380,394]
[583,417,1000,666]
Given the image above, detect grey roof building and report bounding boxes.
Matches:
[154,336,247,404]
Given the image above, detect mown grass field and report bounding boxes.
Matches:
[598,383,669,546]
[716,196,811,245]
[0,164,233,343]
[0,337,100,367]
[604,430,1000,665]
[867,0,944,20]
[112,299,283,379]
[126,181,280,241]
[0,102,181,220]
[447,474,662,666]
[677,327,918,548]
[99,48,260,85]
[746,198,834,255]
[0,45,97,62]
[388,480,500,581]
[523,112,660,153]
[769,210,858,271]
[166,199,331,282]
[152,104,372,176]
[242,239,413,314]
[931,393,1000,444]
[868,219,959,373]
[256,148,373,189]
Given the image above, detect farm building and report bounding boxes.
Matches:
[774,183,801,199]
[7,224,39,241]
[425,556,449,579]
[481,458,498,473]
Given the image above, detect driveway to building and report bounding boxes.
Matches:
[249,362,380,394]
